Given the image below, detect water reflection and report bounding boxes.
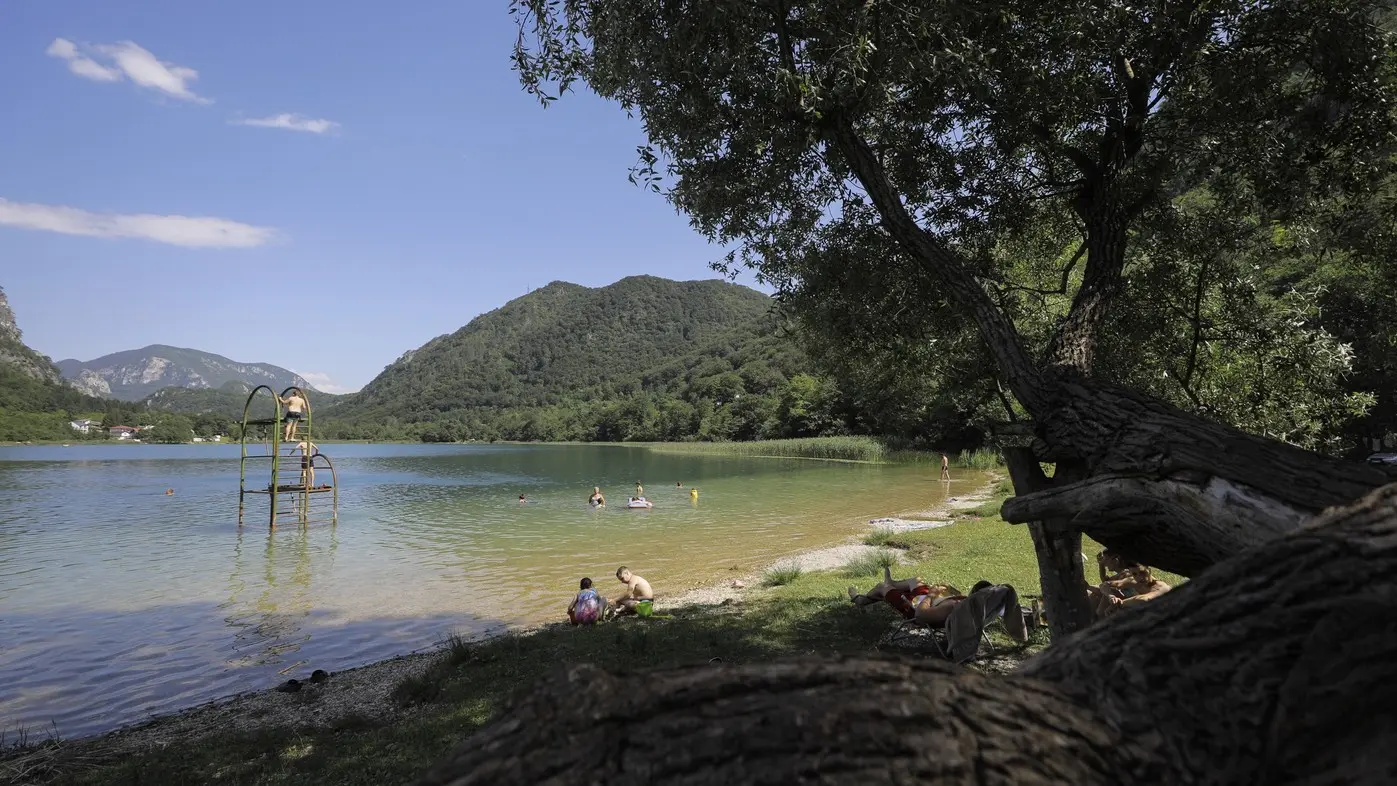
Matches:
[0,443,976,738]
[221,524,335,670]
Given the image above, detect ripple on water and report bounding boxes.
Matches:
[0,443,975,738]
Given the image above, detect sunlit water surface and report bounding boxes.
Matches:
[0,442,981,737]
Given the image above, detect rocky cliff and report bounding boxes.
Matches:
[0,286,64,382]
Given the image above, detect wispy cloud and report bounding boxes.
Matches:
[0,198,275,248]
[293,371,357,395]
[46,38,210,103]
[232,113,340,135]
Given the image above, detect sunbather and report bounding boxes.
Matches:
[1089,550,1172,619]
[848,566,961,621]
[851,568,1029,661]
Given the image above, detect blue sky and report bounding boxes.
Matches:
[0,1,751,393]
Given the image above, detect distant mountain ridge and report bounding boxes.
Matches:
[58,345,316,401]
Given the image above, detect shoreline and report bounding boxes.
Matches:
[3,474,1002,769]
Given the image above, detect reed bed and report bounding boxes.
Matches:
[650,438,1003,467]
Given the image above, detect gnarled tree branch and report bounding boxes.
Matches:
[418,482,1397,786]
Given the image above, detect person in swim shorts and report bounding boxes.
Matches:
[295,438,317,489]
[278,387,309,442]
[569,577,605,626]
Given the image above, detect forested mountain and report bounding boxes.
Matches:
[58,345,315,401]
[141,381,342,420]
[319,276,857,442]
[0,286,109,440]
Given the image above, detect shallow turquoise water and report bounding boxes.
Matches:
[0,442,977,738]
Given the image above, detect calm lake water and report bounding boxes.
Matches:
[0,442,978,738]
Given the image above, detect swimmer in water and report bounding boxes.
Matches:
[519,494,528,504]
[588,487,606,507]
[165,488,174,496]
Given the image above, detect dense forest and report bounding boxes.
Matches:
[310,275,974,445]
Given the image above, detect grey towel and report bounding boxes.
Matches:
[945,584,1027,663]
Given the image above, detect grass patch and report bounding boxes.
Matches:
[841,549,901,578]
[25,479,1188,786]
[762,562,804,587]
[861,527,899,548]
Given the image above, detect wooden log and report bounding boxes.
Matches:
[416,482,1397,786]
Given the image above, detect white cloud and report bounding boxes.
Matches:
[0,198,276,248]
[293,371,357,395]
[46,38,210,103]
[232,113,340,135]
[46,38,121,82]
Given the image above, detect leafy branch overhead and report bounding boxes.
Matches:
[512,0,1397,633]
[513,1,1394,384]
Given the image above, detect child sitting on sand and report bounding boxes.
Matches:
[568,577,605,626]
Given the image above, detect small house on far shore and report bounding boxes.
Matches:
[69,419,100,434]
[108,426,139,440]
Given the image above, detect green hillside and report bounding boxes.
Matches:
[320,276,836,442]
[142,381,343,421]
[0,286,110,441]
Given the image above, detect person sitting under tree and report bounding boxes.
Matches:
[1088,549,1173,619]
[278,387,309,442]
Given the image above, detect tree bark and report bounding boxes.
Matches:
[1006,373,1397,575]
[418,483,1397,786]
[826,112,1396,583]
[1003,448,1094,638]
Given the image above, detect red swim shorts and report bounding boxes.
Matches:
[885,584,932,619]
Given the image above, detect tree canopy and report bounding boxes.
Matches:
[512,0,1397,634]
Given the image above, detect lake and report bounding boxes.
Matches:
[0,442,979,738]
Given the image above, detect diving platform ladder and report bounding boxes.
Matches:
[238,385,339,529]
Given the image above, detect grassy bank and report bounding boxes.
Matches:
[648,436,1002,467]
[7,477,1178,786]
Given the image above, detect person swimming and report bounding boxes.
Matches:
[589,487,606,507]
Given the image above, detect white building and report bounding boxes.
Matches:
[69,419,99,434]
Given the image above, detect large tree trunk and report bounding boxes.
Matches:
[825,112,1394,621]
[1004,373,1397,576]
[1003,448,1094,638]
[417,484,1397,786]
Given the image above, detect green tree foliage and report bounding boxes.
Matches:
[142,412,195,444]
[510,0,1397,456]
[0,355,111,441]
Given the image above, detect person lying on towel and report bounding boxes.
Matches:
[850,567,1030,661]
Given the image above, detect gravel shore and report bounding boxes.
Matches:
[7,475,1001,772]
